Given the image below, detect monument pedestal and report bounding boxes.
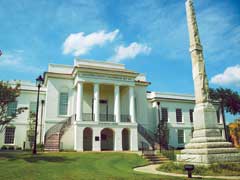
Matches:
[177,103,240,164]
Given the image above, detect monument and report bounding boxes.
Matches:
[177,0,240,164]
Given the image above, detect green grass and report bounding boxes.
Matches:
[157,162,240,176]
[0,151,193,180]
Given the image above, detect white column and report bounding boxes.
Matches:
[114,85,120,123]
[76,82,83,121]
[74,124,83,151]
[94,83,99,122]
[114,128,122,151]
[130,128,138,151]
[129,86,135,123]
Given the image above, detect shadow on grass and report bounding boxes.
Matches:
[0,151,76,163]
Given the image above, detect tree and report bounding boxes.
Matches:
[209,88,240,115]
[228,119,240,147]
[209,88,240,141]
[0,81,26,131]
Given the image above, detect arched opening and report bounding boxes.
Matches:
[101,128,114,151]
[122,128,130,151]
[83,127,93,151]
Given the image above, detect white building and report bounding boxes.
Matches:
[0,59,225,151]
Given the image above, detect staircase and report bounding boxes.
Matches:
[44,115,75,151]
[138,124,156,150]
[143,152,171,164]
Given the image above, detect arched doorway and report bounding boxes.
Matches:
[122,128,130,151]
[83,127,93,151]
[101,128,114,151]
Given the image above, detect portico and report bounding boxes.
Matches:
[73,60,138,152]
[75,82,135,123]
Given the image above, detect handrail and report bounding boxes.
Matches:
[45,114,75,143]
[82,113,94,121]
[138,124,156,149]
[99,114,115,122]
[120,114,131,122]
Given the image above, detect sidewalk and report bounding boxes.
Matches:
[134,164,240,180]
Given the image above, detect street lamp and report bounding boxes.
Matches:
[33,75,44,155]
[157,101,161,152]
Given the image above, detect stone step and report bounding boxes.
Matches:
[144,157,169,160]
[182,147,239,154]
[44,148,59,152]
[45,145,59,148]
[45,140,59,143]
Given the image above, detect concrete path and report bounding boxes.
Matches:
[134,164,240,180]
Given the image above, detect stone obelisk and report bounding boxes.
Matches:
[177,0,240,164]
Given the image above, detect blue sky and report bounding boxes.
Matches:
[0,0,240,122]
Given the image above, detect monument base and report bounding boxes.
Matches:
[177,102,240,165]
[177,153,240,165]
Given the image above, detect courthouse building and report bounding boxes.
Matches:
[0,59,225,151]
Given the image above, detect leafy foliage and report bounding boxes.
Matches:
[228,119,240,147]
[209,88,240,115]
[0,81,27,131]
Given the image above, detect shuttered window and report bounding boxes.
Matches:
[4,127,15,144]
[7,101,17,117]
[59,92,68,115]
[189,109,194,123]
[176,108,182,122]
[178,129,184,144]
[161,108,168,122]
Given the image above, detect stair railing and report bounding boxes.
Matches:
[45,114,75,144]
[138,124,156,150]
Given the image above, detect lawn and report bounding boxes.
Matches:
[0,151,188,180]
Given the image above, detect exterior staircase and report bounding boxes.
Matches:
[44,115,75,151]
[142,151,171,164]
[138,124,156,150]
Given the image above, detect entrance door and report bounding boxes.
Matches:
[83,127,93,151]
[100,100,108,121]
[101,128,114,150]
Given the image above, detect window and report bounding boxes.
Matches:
[177,129,184,144]
[7,101,17,117]
[4,127,15,144]
[161,108,168,122]
[59,92,68,115]
[176,109,182,123]
[189,109,194,123]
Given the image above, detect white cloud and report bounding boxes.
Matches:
[63,29,119,56]
[110,42,151,63]
[0,51,43,73]
[210,65,240,86]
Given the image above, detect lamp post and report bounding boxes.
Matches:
[33,75,44,155]
[157,102,161,152]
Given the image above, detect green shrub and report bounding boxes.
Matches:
[16,147,22,150]
[1,145,7,150]
[37,143,44,151]
[8,146,14,150]
[161,149,176,161]
[157,162,240,176]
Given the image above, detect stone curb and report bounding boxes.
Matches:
[133,164,240,180]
